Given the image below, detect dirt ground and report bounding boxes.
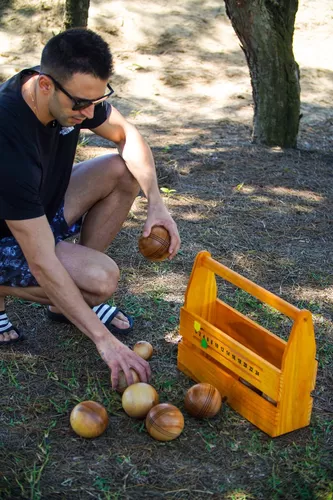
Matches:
[0,0,333,499]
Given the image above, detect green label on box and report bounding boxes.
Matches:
[201,338,208,349]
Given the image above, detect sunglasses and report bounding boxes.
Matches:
[40,73,114,111]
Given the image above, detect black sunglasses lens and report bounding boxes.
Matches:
[72,90,113,111]
[73,101,91,111]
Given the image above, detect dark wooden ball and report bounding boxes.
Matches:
[138,225,170,261]
[146,403,184,441]
[184,383,222,418]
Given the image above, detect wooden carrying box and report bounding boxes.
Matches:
[177,251,317,437]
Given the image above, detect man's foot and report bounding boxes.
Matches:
[0,311,24,346]
[47,304,134,335]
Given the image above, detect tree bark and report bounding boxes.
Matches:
[224,0,300,148]
[64,0,90,29]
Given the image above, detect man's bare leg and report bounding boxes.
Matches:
[47,153,139,326]
[0,240,125,343]
[64,153,140,251]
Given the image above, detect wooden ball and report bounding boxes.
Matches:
[184,383,222,418]
[115,368,141,393]
[122,383,159,419]
[138,225,170,261]
[133,341,153,360]
[146,403,184,441]
[70,401,108,438]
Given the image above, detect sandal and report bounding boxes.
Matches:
[0,311,24,346]
[47,304,134,335]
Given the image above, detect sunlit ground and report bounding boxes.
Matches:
[0,0,332,139]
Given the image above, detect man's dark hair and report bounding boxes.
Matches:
[41,28,113,83]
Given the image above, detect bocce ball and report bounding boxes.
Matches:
[133,341,153,360]
[138,225,170,261]
[184,382,222,418]
[146,403,184,441]
[116,368,141,393]
[122,382,159,418]
[70,401,108,438]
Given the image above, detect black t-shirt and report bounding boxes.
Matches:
[0,68,111,239]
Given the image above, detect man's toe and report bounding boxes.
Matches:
[97,305,134,335]
[111,312,130,330]
[0,330,19,342]
[9,329,19,340]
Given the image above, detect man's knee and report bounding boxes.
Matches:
[108,154,140,195]
[91,259,120,301]
[55,241,119,301]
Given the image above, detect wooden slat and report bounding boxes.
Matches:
[202,253,300,320]
[277,311,316,435]
[180,308,281,401]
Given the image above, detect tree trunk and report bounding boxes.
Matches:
[224,0,300,148]
[64,0,90,29]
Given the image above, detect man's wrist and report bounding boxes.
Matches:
[91,325,118,347]
[147,192,165,207]
[144,183,162,204]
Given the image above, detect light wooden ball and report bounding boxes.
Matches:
[115,368,141,393]
[70,401,108,438]
[133,341,153,360]
[122,383,159,419]
[138,225,170,261]
[184,383,222,418]
[146,403,184,441]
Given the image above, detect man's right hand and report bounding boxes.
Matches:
[95,335,151,390]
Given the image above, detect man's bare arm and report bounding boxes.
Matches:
[5,216,150,387]
[92,106,181,258]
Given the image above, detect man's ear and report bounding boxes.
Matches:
[38,75,53,95]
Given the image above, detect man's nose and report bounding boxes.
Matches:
[80,104,95,119]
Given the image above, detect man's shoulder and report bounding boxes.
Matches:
[0,69,39,134]
[0,67,39,91]
[0,73,23,125]
[0,67,39,109]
